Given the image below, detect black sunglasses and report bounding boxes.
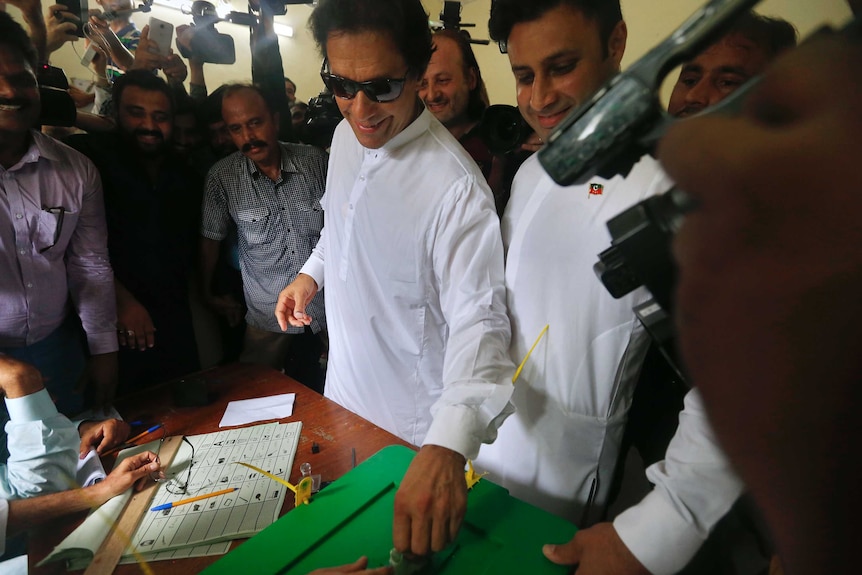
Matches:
[320,59,408,103]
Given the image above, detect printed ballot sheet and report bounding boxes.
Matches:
[129,421,302,555]
[39,421,303,570]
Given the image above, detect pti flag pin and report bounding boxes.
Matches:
[589,183,604,197]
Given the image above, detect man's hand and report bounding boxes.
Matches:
[392,445,467,556]
[91,451,162,505]
[162,52,188,84]
[0,356,44,399]
[78,417,131,458]
[275,273,318,330]
[206,294,245,327]
[85,351,119,409]
[46,4,79,53]
[520,131,544,153]
[69,85,95,108]
[117,295,157,351]
[543,523,650,575]
[130,24,164,72]
[308,556,392,575]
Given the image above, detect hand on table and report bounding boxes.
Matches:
[543,522,650,575]
[78,417,130,458]
[392,445,467,556]
[275,273,318,330]
[307,556,392,575]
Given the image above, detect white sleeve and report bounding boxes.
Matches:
[423,175,515,460]
[613,388,745,575]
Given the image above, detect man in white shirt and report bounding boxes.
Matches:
[474,1,744,574]
[0,355,161,561]
[276,0,514,558]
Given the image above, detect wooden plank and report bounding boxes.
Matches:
[83,435,184,575]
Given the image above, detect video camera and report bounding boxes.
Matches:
[177,0,312,64]
[304,88,342,149]
[535,0,764,373]
[37,65,77,127]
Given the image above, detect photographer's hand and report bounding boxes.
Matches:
[46,4,79,54]
[130,24,163,72]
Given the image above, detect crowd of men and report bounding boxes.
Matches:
[1,0,858,573]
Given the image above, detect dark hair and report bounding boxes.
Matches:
[221,83,277,115]
[0,12,39,70]
[204,84,228,125]
[113,70,174,116]
[309,0,433,79]
[489,0,622,58]
[727,11,797,57]
[432,29,489,122]
[284,77,296,88]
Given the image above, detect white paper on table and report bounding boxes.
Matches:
[218,393,296,427]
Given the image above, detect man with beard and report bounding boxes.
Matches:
[68,70,202,393]
[201,85,327,389]
[0,11,118,414]
[419,29,525,216]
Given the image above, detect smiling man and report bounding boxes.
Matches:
[68,70,203,394]
[667,11,796,118]
[0,11,118,414]
[276,0,515,560]
[200,84,328,387]
[473,2,745,574]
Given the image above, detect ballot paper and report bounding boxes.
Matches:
[38,421,302,570]
[218,393,296,427]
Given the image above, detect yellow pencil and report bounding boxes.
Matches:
[150,487,238,511]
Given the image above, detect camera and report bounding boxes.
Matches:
[176,2,238,65]
[476,104,532,156]
[37,65,77,127]
[304,89,342,149]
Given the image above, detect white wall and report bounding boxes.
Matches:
[40,0,854,106]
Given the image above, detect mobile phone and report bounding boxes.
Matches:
[148,17,174,58]
[59,0,89,38]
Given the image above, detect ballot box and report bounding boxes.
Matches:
[203,444,577,574]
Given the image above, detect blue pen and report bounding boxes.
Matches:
[151,488,238,512]
[104,424,164,456]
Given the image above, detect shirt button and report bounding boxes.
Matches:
[286,229,291,233]
[19,248,26,254]
[16,213,23,219]
[349,204,354,210]
[26,282,33,288]
[359,175,365,181]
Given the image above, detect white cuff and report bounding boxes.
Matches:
[613,489,707,575]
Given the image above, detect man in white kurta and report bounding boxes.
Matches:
[475,154,744,574]
[476,1,745,573]
[299,112,514,453]
[277,0,514,556]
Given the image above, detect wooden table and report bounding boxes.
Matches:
[29,362,413,574]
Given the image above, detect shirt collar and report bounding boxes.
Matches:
[379,106,432,155]
[13,130,62,168]
[246,142,298,180]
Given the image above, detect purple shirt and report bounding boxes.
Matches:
[0,131,118,354]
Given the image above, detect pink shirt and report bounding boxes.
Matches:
[0,131,117,354]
